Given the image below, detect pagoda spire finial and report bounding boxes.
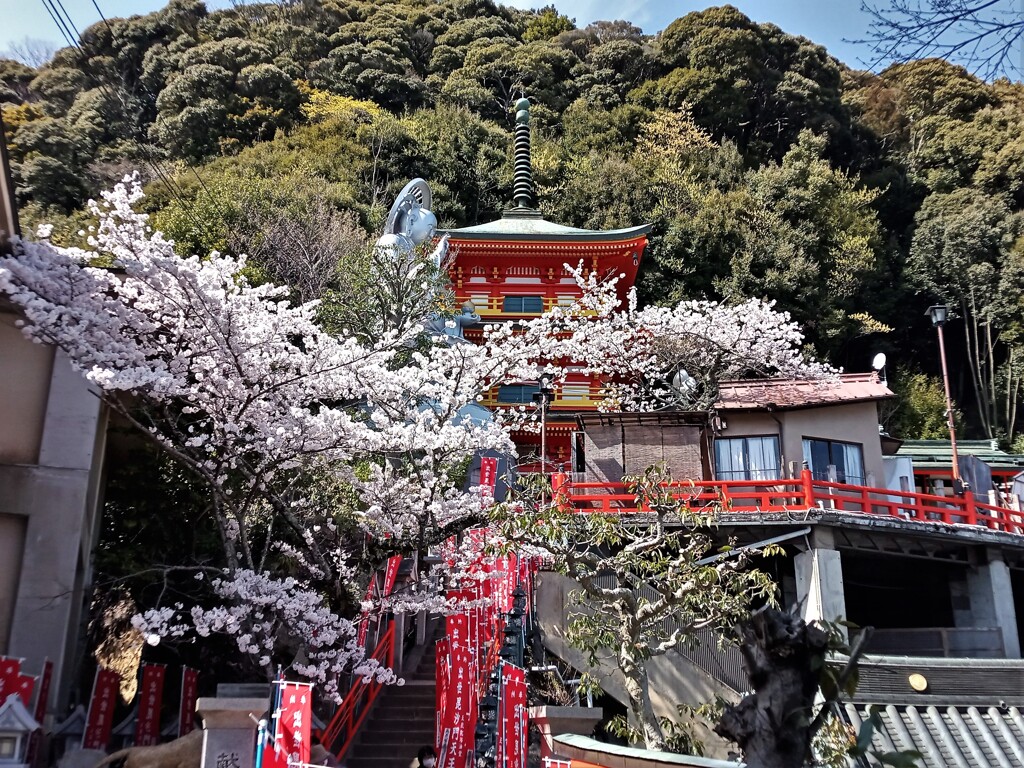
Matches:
[512,97,534,209]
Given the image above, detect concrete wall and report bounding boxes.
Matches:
[719,401,885,484]
[950,548,1021,659]
[0,317,53,463]
[0,302,107,713]
[535,572,739,759]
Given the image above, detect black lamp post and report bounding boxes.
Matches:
[533,375,555,494]
[477,692,497,768]
[474,720,493,768]
[926,304,963,493]
[512,585,527,613]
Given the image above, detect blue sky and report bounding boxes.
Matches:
[2,0,881,70]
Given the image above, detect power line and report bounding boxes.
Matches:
[37,0,207,232]
[86,0,224,215]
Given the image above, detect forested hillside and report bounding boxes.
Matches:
[3,0,1024,444]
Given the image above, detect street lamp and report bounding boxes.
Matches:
[926,305,963,493]
[532,375,555,499]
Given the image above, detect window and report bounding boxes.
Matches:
[560,384,590,401]
[0,736,17,759]
[497,384,540,404]
[803,438,865,484]
[503,295,544,313]
[715,436,781,481]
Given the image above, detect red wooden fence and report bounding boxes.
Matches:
[561,469,1024,535]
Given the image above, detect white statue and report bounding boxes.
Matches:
[378,179,476,343]
[376,179,450,269]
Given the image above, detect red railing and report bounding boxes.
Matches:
[322,620,396,761]
[561,469,1024,535]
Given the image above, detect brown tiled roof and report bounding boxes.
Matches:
[716,373,893,411]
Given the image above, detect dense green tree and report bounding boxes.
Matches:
[0,59,35,104]
[639,6,849,164]
[907,188,1024,438]
[523,5,575,42]
[10,0,1024,439]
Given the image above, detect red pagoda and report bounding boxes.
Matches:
[440,99,651,472]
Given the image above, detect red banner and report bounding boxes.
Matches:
[435,637,449,752]
[82,668,121,750]
[178,667,198,738]
[277,682,312,766]
[357,555,405,647]
[439,602,475,768]
[382,555,403,598]
[33,660,52,721]
[14,674,35,706]
[479,457,498,496]
[498,663,528,768]
[0,657,19,700]
[134,664,165,746]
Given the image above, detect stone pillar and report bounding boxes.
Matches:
[964,548,1020,659]
[196,698,267,768]
[528,706,603,758]
[7,350,107,712]
[794,528,847,630]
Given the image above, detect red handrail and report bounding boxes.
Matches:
[322,620,397,761]
[562,470,1024,534]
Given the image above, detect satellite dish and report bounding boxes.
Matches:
[872,353,887,371]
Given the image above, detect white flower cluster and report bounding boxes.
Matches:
[496,264,836,412]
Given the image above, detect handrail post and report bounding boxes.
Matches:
[800,469,815,509]
[964,490,978,526]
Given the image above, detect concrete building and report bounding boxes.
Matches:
[0,114,109,716]
[546,372,1024,765]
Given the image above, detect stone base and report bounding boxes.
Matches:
[528,705,604,758]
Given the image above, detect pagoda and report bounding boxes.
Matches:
[440,99,651,472]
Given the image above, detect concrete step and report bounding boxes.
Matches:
[359,730,436,746]
[372,705,438,719]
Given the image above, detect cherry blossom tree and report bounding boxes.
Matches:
[0,178,522,692]
[0,178,829,695]
[503,264,834,413]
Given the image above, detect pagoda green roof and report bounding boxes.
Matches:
[439,208,651,242]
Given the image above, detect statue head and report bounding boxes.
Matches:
[406,206,438,245]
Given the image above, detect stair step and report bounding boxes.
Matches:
[359,731,436,745]
[374,708,437,718]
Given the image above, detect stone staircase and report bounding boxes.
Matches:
[345,630,438,768]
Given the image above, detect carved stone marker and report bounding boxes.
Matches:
[196,698,267,768]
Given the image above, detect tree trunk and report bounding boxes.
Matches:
[715,608,828,768]
[619,641,666,751]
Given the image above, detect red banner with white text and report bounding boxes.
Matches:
[498,663,528,768]
[435,637,449,752]
[357,555,404,647]
[33,660,52,721]
[479,457,498,496]
[277,681,312,766]
[134,664,165,746]
[0,657,32,704]
[178,667,198,738]
[82,668,121,750]
[439,599,474,768]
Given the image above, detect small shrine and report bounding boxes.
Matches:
[440,98,651,472]
[50,705,85,761]
[0,695,40,768]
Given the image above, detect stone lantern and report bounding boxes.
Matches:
[0,694,41,768]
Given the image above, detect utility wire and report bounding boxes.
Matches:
[37,0,207,231]
[86,0,225,216]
